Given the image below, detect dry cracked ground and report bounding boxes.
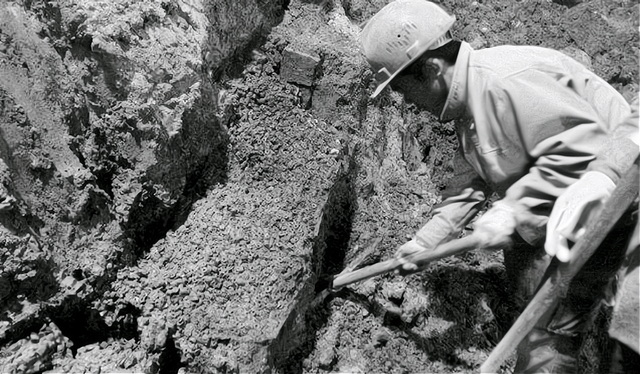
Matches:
[0,0,637,373]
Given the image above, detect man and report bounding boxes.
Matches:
[360,0,634,372]
[546,99,638,373]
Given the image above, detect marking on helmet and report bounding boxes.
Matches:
[385,21,419,54]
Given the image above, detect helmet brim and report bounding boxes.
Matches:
[369,27,454,99]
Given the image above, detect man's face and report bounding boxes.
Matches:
[389,58,448,116]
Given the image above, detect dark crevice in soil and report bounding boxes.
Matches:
[316,155,358,277]
[267,152,358,373]
[23,0,63,50]
[552,0,583,8]
[4,256,58,303]
[46,297,140,356]
[267,282,334,374]
[209,33,273,83]
[170,89,232,230]
[122,101,230,262]
[92,168,116,200]
[112,302,142,341]
[203,0,289,82]
[155,335,183,374]
[123,184,180,255]
[0,247,58,344]
[49,304,108,355]
[0,310,45,347]
[121,158,229,261]
[2,295,183,373]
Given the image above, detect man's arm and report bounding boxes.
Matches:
[396,152,490,272]
[494,72,631,244]
[546,98,639,261]
[587,98,639,182]
[414,175,489,248]
[399,152,490,258]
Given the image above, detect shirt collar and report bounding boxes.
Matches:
[439,41,472,122]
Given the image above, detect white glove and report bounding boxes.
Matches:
[545,171,615,262]
[395,238,430,274]
[472,201,516,251]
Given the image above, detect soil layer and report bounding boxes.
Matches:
[0,0,637,373]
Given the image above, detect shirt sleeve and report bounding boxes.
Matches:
[414,150,491,249]
[587,97,639,183]
[495,71,632,243]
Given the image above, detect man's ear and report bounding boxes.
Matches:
[423,57,444,77]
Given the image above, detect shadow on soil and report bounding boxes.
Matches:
[341,264,519,369]
[120,0,292,264]
[121,88,231,261]
[267,153,358,374]
[46,297,140,354]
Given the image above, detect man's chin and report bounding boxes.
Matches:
[404,97,446,119]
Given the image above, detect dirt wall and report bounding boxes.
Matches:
[0,0,638,373]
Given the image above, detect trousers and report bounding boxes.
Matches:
[503,208,637,374]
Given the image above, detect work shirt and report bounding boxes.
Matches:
[414,42,631,249]
[588,98,639,183]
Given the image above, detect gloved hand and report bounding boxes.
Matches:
[395,238,430,275]
[472,201,516,251]
[545,171,615,262]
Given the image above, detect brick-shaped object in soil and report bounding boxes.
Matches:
[280,46,321,87]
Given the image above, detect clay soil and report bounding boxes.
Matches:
[0,0,638,373]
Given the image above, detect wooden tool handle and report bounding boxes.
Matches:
[331,235,481,289]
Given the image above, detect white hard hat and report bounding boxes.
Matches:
[361,0,456,97]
